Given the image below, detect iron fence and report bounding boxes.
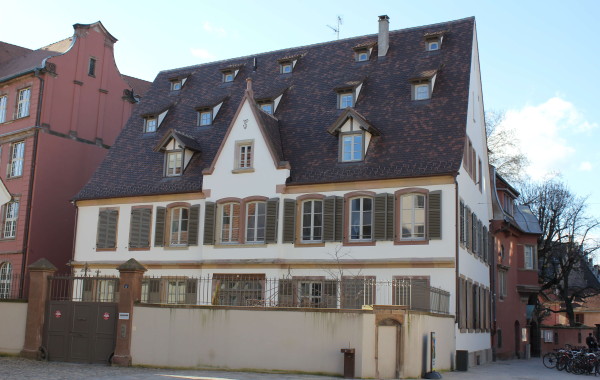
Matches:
[139,275,450,314]
[0,272,23,300]
[49,275,120,302]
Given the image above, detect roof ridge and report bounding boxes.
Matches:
[159,16,475,75]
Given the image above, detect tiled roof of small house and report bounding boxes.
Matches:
[75,17,476,200]
[0,39,70,82]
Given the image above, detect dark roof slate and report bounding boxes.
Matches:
[75,17,475,201]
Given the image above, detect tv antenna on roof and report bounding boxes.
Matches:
[327,16,343,40]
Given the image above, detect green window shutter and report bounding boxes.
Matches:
[96,210,108,248]
[324,196,344,242]
[266,198,279,244]
[459,200,465,245]
[374,193,394,241]
[129,209,142,248]
[105,210,118,248]
[282,199,296,243]
[203,202,216,245]
[427,191,441,240]
[154,206,166,247]
[465,207,471,250]
[410,278,430,311]
[188,204,200,246]
[140,208,152,248]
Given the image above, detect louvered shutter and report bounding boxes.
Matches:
[188,205,200,246]
[129,209,141,248]
[465,207,471,250]
[266,198,279,244]
[459,201,465,244]
[96,210,109,248]
[282,199,295,243]
[427,191,442,240]
[203,202,215,245]
[140,208,152,247]
[410,278,430,311]
[374,193,394,241]
[106,210,118,248]
[278,279,293,307]
[154,207,166,247]
[324,196,343,242]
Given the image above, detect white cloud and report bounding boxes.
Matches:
[190,48,215,61]
[203,22,227,37]
[579,161,593,171]
[503,97,596,180]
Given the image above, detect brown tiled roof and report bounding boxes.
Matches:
[75,17,475,200]
[353,40,377,50]
[0,39,69,82]
[122,75,152,97]
[0,42,32,64]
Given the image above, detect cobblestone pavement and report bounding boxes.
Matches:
[0,356,587,380]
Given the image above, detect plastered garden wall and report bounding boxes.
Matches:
[0,302,27,354]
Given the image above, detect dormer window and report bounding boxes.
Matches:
[154,130,201,177]
[414,84,430,100]
[280,62,293,74]
[166,151,183,176]
[410,70,437,101]
[259,101,274,115]
[328,108,380,164]
[342,133,363,162]
[144,117,157,133]
[427,40,440,51]
[171,80,182,91]
[356,50,369,62]
[223,71,234,83]
[338,91,354,109]
[423,31,446,51]
[198,110,212,126]
[353,41,375,62]
[169,76,188,91]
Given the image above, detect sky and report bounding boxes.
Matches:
[1,0,599,226]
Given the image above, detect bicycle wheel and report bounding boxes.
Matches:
[543,352,557,369]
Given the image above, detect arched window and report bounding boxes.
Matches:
[0,262,12,299]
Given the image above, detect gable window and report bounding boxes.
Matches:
[280,62,292,74]
[16,88,30,118]
[166,151,183,176]
[169,207,189,246]
[414,84,430,100]
[144,117,157,133]
[3,201,19,239]
[260,102,274,115]
[338,91,354,109]
[198,110,212,126]
[8,141,24,178]
[350,197,372,241]
[246,201,266,243]
[96,208,118,250]
[341,133,363,162]
[170,80,182,91]
[0,96,6,123]
[400,193,425,240]
[0,262,11,299]
[88,57,96,76]
[524,245,535,270]
[235,140,253,170]
[223,71,234,83]
[302,200,323,243]
[220,202,240,243]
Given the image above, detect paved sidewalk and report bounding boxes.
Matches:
[0,356,587,379]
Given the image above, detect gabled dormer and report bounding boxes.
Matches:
[353,41,376,62]
[195,97,227,126]
[277,53,303,74]
[335,79,365,109]
[409,69,439,101]
[423,31,447,51]
[141,105,172,133]
[169,75,189,91]
[220,64,244,83]
[154,129,201,177]
[328,108,380,162]
[256,88,286,115]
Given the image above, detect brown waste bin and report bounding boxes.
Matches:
[341,348,355,378]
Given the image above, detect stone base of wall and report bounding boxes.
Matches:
[469,348,492,367]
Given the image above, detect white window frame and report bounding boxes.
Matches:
[301,200,323,243]
[165,151,183,177]
[0,95,7,123]
[17,88,30,118]
[524,245,535,270]
[171,80,182,91]
[356,50,369,62]
[245,201,266,243]
[0,262,11,299]
[280,62,292,74]
[3,201,19,239]
[199,110,212,126]
[339,92,354,109]
[341,132,363,162]
[427,40,440,51]
[349,197,373,241]
[220,203,240,244]
[260,102,274,115]
[169,207,189,246]
[223,72,234,83]
[9,141,24,178]
[414,84,430,100]
[236,141,253,169]
[400,193,426,240]
[144,117,157,133]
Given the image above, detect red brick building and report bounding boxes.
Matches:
[0,22,149,296]
[490,170,542,359]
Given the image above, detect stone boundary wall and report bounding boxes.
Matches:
[0,301,27,354]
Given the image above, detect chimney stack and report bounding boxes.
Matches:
[378,15,390,57]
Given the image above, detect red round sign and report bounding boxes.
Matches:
[103,312,110,320]
[54,310,62,318]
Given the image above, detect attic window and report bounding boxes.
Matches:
[144,117,157,133]
[166,151,183,176]
[423,31,446,51]
[338,90,354,109]
[355,50,369,62]
[198,110,212,126]
[259,101,274,115]
[409,71,437,101]
[171,80,182,91]
[427,40,440,51]
[414,84,430,100]
[223,71,234,83]
[280,62,293,74]
[328,109,380,164]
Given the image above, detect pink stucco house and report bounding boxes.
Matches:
[0,21,150,296]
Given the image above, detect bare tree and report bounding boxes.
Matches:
[485,110,529,184]
[520,179,600,325]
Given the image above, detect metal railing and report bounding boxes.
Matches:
[49,275,120,302]
[139,275,451,314]
[0,273,24,300]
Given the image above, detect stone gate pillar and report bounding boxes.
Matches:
[20,258,57,359]
[112,258,146,366]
